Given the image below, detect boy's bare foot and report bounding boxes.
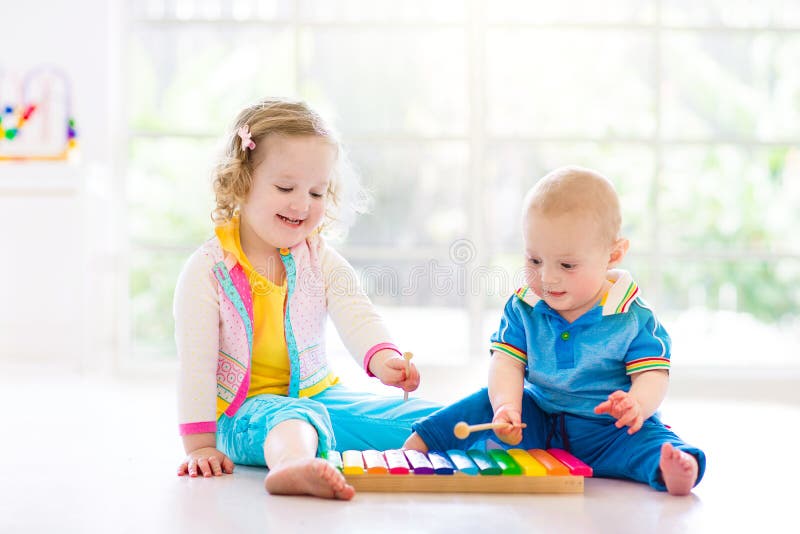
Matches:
[402,432,429,452]
[264,458,355,500]
[659,443,698,496]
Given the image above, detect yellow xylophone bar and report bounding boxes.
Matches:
[329,448,587,494]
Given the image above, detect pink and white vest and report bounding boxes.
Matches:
[179,236,330,435]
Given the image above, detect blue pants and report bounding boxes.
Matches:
[411,388,706,491]
[216,384,441,466]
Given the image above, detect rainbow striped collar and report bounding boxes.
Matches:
[514,269,640,316]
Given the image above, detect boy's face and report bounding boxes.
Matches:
[523,210,621,323]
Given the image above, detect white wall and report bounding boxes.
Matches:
[0,0,121,370]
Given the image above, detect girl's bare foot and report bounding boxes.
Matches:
[659,443,698,496]
[264,458,355,500]
[402,432,429,452]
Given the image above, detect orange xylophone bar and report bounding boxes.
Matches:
[322,448,589,494]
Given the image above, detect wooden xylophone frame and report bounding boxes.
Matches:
[343,472,584,494]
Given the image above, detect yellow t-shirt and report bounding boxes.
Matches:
[215,218,292,399]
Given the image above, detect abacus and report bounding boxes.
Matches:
[323,448,592,493]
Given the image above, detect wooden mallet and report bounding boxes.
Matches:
[403,352,413,402]
[453,421,527,439]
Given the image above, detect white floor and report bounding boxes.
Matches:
[3,364,797,534]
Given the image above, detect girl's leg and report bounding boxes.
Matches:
[216,394,354,499]
[312,385,441,452]
[262,419,354,500]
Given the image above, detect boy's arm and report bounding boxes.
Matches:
[487,292,530,445]
[594,369,669,434]
[629,369,669,419]
[595,300,672,434]
[488,352,526,445]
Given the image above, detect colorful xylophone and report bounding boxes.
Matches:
[322,448,592,493]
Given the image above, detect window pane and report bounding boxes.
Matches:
[661,258,800,367]
[130,248,186,359]
[485,142,655,253]
[488,0,656,24]
[662,0,800,28]
[299,0,466,23]
[662,32,800,142]
[345,141,469,247]
[377,307,473,367]
[661,145,800,255]
[132,0,295,21]
[662,259,800,320]
[299,28,468,137]
[348,258,467,308]
[481,253,528,309]
[129,26,295,134]
[123,4,800,370]
[127,137,217,246]
[487,29,655,137]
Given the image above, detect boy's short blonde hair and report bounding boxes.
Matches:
[524,166,622,245]
[211,98,365,233]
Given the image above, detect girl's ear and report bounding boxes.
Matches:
[608,238,629,268]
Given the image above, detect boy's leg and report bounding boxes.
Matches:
[312,385,442,451]
[566,415,706,493]
[407,388,495,452]
[658,442,700,495]
[406,387,551,452]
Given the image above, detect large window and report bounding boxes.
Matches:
[126,0,800,370]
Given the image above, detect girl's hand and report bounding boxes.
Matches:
[594,390,644,434]
[369,350,420,393]
[492,403,524,446]
[177,447,235,478]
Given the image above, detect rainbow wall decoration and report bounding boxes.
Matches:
[0,66,78,162]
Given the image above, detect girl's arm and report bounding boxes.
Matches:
[177,432,234,478]
[488,352,526,445]
[173,248,233,476]
[319,241,418,391]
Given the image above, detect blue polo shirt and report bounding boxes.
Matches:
[489,270,671,419]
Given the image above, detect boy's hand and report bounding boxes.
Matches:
[178,447,235,478]
[594,390,644,434]
[492,403,524,445]
[369,350,420,393]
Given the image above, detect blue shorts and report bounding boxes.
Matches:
[411,387,706,491]
[216,384,441,466]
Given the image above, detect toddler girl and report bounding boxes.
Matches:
[174,98,440,499]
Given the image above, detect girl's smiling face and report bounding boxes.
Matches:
[239,134,335,255]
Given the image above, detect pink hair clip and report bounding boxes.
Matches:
[237,125,256,151]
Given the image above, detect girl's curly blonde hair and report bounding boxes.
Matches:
[212,98,366,235]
